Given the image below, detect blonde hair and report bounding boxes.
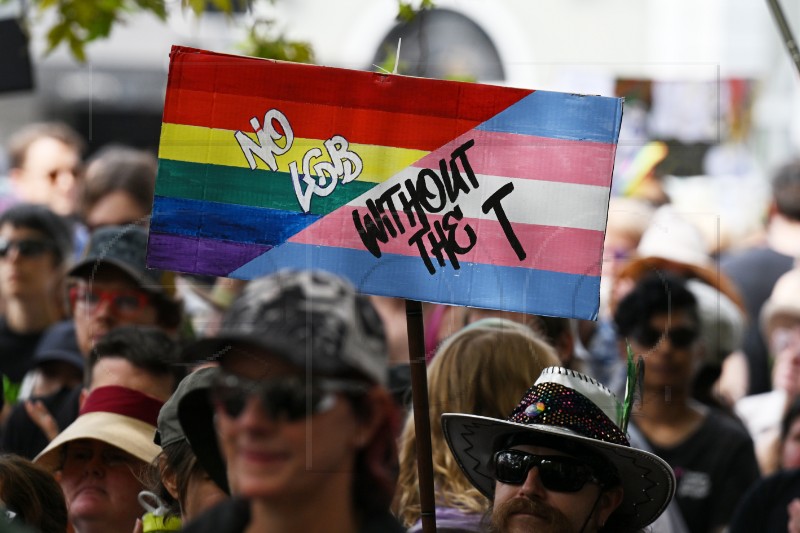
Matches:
[392,319,559,526]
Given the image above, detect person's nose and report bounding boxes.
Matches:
[83,454,105,478]
[91,295,116,321]
[516,465,547,500]
[235,395,279,433]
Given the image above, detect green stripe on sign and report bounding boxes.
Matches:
[155,159,377,215]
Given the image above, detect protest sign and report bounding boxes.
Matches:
[148,46,622,320]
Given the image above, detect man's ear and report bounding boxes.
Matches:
[597,486,625,528]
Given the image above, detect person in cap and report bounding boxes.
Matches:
[22,320,83,400]
[150,367,228,523]
[736,268,800,475]
[179,269,404,533]
[394,318,559,532]
[615,273,758,533]
[0,204,74,407]
[442,366,676,533]
[33,385,164,533]
[3,325,183,460]
[67,224,182,357]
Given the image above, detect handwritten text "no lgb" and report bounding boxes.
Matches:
[234,109,363,213]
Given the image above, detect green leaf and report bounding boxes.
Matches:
[238,18,315,63]
[68,31,87,62]
[46,20,70,52]
[397,3,415,22]
[209,0,233,14]
[183,0,205,16]
[86,13,114,39]
[135,0,167,19]
[38,0,61,11]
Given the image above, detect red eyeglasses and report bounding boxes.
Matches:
[69,284,151,317]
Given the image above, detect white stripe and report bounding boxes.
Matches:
[347,167,610,232]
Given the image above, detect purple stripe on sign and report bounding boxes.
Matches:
[147,232,272,276]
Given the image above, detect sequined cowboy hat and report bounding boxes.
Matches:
[442,367,675,531]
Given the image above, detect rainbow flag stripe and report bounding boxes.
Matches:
[148,46,622,320]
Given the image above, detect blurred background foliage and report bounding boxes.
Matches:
[9,0,434,63]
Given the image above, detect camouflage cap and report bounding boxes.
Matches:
[185,270,388,385]
[68,225,173,296]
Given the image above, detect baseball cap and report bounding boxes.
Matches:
[68,225,173,296]
[183,269,388,385]
[155,366,220,448]
[31,320,83,372]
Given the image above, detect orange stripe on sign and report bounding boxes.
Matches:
[163,87,486,152]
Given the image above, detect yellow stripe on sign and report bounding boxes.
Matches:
[158,123,429,185]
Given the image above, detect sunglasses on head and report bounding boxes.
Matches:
[493,449,602,492]
[0,238,56,259]
[632,325,699,349]
[68,284,151,317]
[212,373,369,422]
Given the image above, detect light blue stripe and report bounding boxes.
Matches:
[228,243,600,320]
[477,91,623,144]
[151,196,321,246]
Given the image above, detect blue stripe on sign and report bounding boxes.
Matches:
[477,91,623,144]
[150,196,322,246]
[228,242,601,320]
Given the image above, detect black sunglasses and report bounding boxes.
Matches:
[212,373,369,422]
[0,238,56,259]
[632,325,699,349]
[493,449,601,492]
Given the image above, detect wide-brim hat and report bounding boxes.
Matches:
[616,205,745,312]
[34,385,163,472]
[442,367,675,531]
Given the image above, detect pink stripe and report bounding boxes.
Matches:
[288,209,603,275]
[412,130,616,187]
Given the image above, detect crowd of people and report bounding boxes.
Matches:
[0,119,798,533]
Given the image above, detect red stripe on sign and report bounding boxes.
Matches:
[411,130,617,188]
[163,88,486,152]
[288,208,604,276]
[166,47,532,124]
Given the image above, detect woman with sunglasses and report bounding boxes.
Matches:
[179,270,404,533]
[614,273,759,533]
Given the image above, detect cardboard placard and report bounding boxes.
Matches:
[147,46,622,320]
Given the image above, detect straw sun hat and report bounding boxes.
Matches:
[34,385,163,472]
